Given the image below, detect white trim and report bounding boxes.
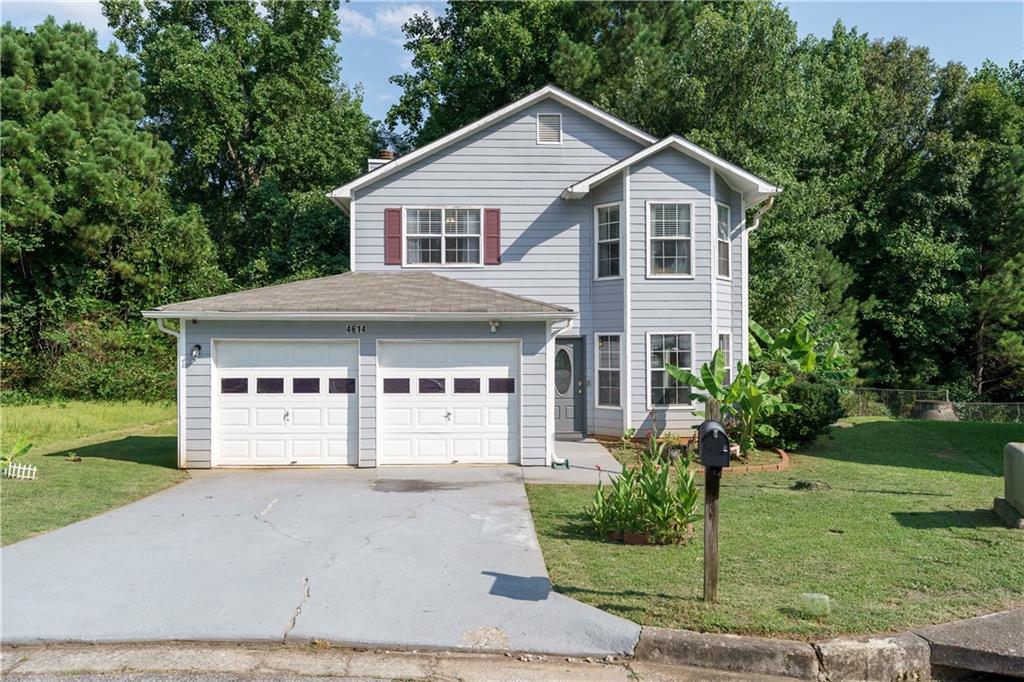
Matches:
[374,338,523,466]
[545,322,555,464]
[209,338,361,469]
[716,201,732,281]
[740,198,750,363]
[594,332,623,410]
[144,311,577,321]
[645,331,696,411]
[710,169,718,358]
[536,112,562,144]
[401,206,484,268]
[349,196,357,271]
[593,201,623,282]
[562,135,782,203]
[645,200,696,279]
[327,85,656,207]
[155,318,187,469]
[717,331,733,384]
[622,168,632,432]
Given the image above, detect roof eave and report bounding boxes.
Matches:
[141,310,574,322]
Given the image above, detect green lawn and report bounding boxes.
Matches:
[1,401,186,545]
[527,420,1024,639]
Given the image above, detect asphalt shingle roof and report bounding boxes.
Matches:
[147,271,572,316]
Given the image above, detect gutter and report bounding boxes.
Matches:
[747,196,775,232]
[141,310,575,322]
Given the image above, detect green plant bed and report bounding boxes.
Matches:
[611,443,781,470]
[1,401,186,545]
[526,421,1024,639]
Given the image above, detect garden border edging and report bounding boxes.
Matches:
[634,626,932,681]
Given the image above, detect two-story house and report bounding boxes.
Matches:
[143,86,780,469]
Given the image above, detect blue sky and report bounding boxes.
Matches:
[4,1,1022,123]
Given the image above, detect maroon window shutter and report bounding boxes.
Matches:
[484,208,501,265]
[384,208,402,265]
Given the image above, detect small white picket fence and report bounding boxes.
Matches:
[3,462,38,480]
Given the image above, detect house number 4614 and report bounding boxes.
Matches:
[346,324,367,334]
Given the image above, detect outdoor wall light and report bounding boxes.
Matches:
[489,320,500,333]
[191,344,201,360]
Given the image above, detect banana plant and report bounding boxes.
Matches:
[750,312,856,384]
[1,436,33,466]
[666,350,797,456]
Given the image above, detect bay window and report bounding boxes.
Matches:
[648,332,693,407]
[647,203,693,277]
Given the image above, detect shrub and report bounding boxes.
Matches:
[587,436,701,544]
[763,378,845,449]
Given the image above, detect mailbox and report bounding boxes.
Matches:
[698,420,731,468]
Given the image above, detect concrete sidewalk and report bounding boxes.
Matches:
[522,439,622,485]
[916,608,1024,677]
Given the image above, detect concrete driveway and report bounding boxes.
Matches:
[1,466,639,656]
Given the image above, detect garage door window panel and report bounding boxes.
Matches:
[454,378,480,393]
[489,378,515,393]
[329,378,355,394]
[419,378,446,394]
[221,378,248,394]
[383,378,410,393]
[257,377,284,394]
[293,378,320,394]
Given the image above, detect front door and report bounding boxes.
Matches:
[554,338,585,439]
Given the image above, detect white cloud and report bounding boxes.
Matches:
[338,6,376,38]
[374,3,434,34]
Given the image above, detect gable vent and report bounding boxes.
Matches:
[537,114,562,144]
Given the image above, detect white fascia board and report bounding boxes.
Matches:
[141,310,575,322]
[328,85,657,203]
[563,135,782,203]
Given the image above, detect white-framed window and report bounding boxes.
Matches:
[404,207,482,266]
[647,332,693,408]
[646,202,693,278]
[717,202,731,279]
[718,333,732,385]
[536,113,562,144]
[594,202,621,280]
[595,333,621,408]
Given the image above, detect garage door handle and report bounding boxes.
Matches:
[283,410,290,423]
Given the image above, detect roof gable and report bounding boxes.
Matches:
[327,85,657,209]
[565,135,778,204]
[562,136,781,206]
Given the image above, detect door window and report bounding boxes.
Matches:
[555,348,572,395]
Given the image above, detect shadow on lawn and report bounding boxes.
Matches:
[892,509,1003,530]
[801,421,1018,477]
[44,436,177,469]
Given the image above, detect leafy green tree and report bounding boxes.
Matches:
[1,18,226,393]
[102,0,377,284]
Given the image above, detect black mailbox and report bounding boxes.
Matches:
[698,420,730,468]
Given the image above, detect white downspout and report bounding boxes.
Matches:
[622,167,632,435]
[155,318,186,469]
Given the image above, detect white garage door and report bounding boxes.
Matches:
[378,341,520,465]
[213,341,358,466]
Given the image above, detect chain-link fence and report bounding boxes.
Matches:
[842,387,1024,424]
[952,402,1024,423]
[841,387,948,419]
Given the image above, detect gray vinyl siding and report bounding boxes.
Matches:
[627,150,714,436]
[181,320,549,468]
[352,101,642,321]
[588,174,625,435]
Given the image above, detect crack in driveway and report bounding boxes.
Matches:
[283,577,310,643]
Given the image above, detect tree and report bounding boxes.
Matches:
[102,0,377,285]
[1,18,226,393]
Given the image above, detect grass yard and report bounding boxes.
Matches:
[527,420,1024,639]
[1,401,185,545]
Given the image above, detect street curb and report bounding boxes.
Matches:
[634,627,932,681]
[633,626,820,679]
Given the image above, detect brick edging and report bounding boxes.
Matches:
[693,447,790,475]
[634,625,932,681]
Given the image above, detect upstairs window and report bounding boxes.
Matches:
[536,113,562,144]
[405,208,481,266]
[717,203,731,279]
[595,203,621,279]
[647,203,693,277]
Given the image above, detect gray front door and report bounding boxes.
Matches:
[554,338,585,438]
